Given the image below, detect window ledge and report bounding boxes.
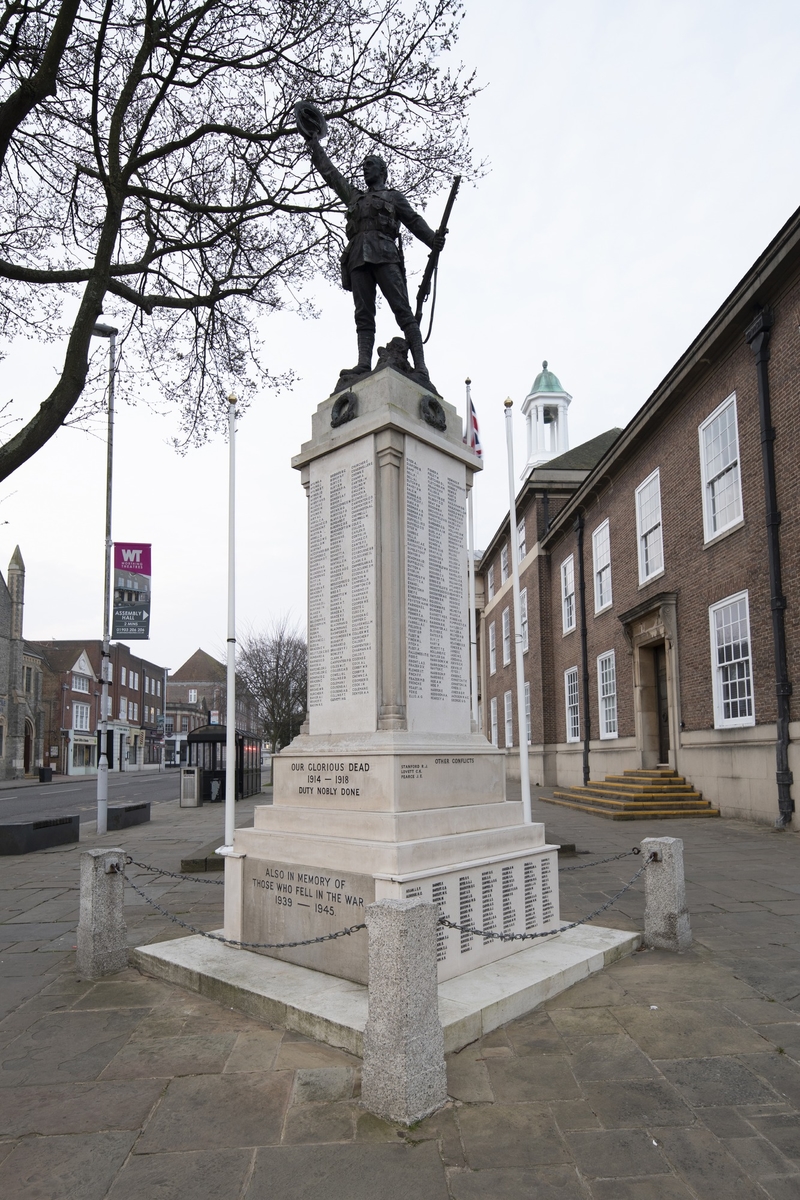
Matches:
[594,603,613,618]
[562,626,577,638]
[638,568,665,590]
[703,519,744,550]
[713,717,756,731]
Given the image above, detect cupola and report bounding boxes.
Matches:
[521,361,571,476]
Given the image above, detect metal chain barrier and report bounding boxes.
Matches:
[125,857,225,886]
[123,872,366,950]
[126,847,641,888]
[559,847,641,873]
[439,856,654,944]
[123,854,654,953]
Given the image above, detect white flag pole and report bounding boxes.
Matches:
[221,393,237,853]
[504,398,532,824]
[465,379,480,731]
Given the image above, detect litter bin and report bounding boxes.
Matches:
[180,767,202,807]
[38,767,53,783]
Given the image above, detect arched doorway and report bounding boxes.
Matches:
[24,721,33,774]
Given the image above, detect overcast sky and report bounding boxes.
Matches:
[3,0,800,675]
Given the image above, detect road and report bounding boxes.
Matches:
[0,770,180,824]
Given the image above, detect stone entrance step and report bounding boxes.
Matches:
[132,924,640,1056]
[544,769,720,821]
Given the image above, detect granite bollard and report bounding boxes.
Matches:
[361,898,447,1125]
[76,847,128,978]
[640,836,692,952]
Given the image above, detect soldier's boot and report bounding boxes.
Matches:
[350,331,373,374]
[403,323,430,379]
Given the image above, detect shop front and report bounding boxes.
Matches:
[70,732,97,775]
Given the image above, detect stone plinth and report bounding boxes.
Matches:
[230,368,559,984]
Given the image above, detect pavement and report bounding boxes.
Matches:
[1,784,799,1199]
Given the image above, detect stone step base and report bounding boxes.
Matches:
[588,783,700,796]
[234,822,549,876]
[253,799,526,842]
[618,772,681,782]
[542,767,720,821]
[545,795,720,820]
[132,924,640,1056]
[567,787,703,801]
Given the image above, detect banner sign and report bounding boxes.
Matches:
[112,543,151,639]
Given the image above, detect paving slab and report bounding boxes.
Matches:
[0,1008,148,1086]
[656,1125,770,1200]
[588,1177,696,1199]
[448,1164,590,1199]
[246,1142,450,1200]
[135,1070,294,1152]
[106,1148,253,1200]
[484,1053,580,1102]
[565,1127,671,1178]
[612,1001,772,1058]
[657,1056,784,1107]
[458,1103,572,1169]
[747,1113,800,1164]
[1,1130,136,1200]
[580,1078,695,1127]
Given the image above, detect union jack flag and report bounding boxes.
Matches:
[464,394,482,458]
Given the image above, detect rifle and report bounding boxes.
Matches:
[414,174,461,327]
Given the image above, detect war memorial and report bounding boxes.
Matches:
[131,106,653,1120]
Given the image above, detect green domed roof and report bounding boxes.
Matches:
[530,360,565,395]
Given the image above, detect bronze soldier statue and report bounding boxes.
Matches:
[298,106,445,385]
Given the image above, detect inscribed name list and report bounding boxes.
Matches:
[402,848,559,981]
[405,437,469,735]
[308,442,376,734]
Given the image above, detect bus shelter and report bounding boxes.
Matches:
[186,724,262,803]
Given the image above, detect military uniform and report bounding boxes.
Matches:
[308,140,437,366]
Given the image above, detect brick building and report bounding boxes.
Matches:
[165,648,259,766]
[480,204,800,830]
[32,639,167,775]
[0,548,45,779]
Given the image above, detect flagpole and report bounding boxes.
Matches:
[504,398,532,824]
[222,393,237,853]
[465,379,480,731]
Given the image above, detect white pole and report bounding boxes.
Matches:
[93,322,118,836]
[465,379,479,731]
[504,398,532,824]
[223,393,237,851]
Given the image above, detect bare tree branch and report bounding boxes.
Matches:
[0,0,481,478]
[238,617,307,751]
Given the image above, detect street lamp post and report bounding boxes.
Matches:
[93,321,118,836]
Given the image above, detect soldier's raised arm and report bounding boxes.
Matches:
[305,136,356,208]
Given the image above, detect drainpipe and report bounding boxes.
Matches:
[745,307,794,828]
[573,514,591,786]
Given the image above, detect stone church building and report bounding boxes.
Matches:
[479,202,800,831]
[0,547,44,779]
